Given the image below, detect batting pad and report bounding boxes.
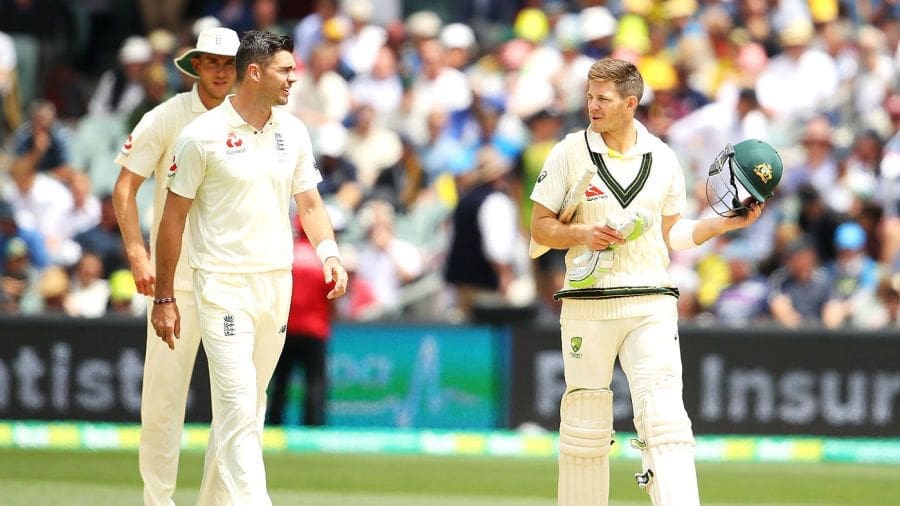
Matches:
[632,378,700,506]
[558,388,614,506]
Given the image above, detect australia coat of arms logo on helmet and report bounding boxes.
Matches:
[754,162,773,184]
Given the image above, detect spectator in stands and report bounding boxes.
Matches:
[439,23,476,72]
[65,252,109,318]
[795,183,843,264]
[823,221,880,328]
[107,269,142,316]
[850,275,900,329]
[755,19,838,124]
[711,239,770,327]
[0,199,48,270]
[269,222,334,426]
[64,171,101,241]
[37,264,69,314]
[354,199,423,317]
[287,42,350,133]
[768,235,832,328]
[514,107,565,314]
[88,36,152,117]
[0,237,41,314]
[203,0,254,35]
[345,104,403,193]
[340,0,386,79]
[126,64,171,132]
[294,0,340,64]
[403,37,472,146]
[349,45,403,119]
[252,0,289,36]
[10,100,75,181]
[782,116,838,195]
[4,139,79,265]
[445,147,519,320]
[74,194,127,276]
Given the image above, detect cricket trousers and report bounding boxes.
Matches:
[141,289,203,506]
[558,297,699,506]
[194,269,290,506]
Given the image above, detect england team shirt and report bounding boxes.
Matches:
[114,85,207,291]
[169,96,322,273]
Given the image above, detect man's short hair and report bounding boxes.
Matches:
[236,30,294,82]
[587,58,644,103]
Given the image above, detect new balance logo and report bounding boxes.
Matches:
[224,314,235,337]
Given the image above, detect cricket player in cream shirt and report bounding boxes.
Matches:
[112,27,239,506]
[152,30,347,504]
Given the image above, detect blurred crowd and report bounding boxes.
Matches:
[0,0,899,329]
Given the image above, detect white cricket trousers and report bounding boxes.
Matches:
[141,289,202,506]
[560,297,682,401]
[193,269,290,506]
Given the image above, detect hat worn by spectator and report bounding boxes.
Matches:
[5,236,27,260]
[174,27,240,78]
[779,19,814,47]
[834,222,866,251]
[440,23,476,50]
[406,11,442,40]
[580,6,618,42]
[39,265,69,299]
[119,36,153,65]
[343,0,373,22]
[192,16,222,39]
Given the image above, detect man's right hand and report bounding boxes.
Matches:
[130,256,156,296]
[151,301,181,350]
[581,222,625,251]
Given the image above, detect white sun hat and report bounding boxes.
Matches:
[174,27,240,78]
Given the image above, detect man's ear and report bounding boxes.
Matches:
[249,63,261,82]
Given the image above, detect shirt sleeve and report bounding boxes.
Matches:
[529,141,568,214]
[292,124,324,195]
[114,106,166,178]
[168,131,205,199]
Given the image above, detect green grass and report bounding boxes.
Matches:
[0,448,898,505]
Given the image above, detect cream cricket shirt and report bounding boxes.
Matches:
[530,120,687,319]
[114,85,207,291]
[169,96,321,273]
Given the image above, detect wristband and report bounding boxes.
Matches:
[315,240,341,264]
[153,297,176,305]
[668,218,699,251]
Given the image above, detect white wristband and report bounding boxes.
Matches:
[668,218,699,251]
[315,239,341,264]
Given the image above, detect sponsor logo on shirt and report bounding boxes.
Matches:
[274,132,286,152]
[584,184,607,201]
[537,170,547,183]
[225,132,246,155]
[167,158,177,180]
[120,134,133,156]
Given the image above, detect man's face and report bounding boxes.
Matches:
[194,54,237,101]
[258,50,297,106]
[586,80,632,134]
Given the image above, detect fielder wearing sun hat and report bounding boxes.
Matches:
[173,27,240,78]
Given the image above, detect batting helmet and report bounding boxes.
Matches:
[706,139,783,217]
